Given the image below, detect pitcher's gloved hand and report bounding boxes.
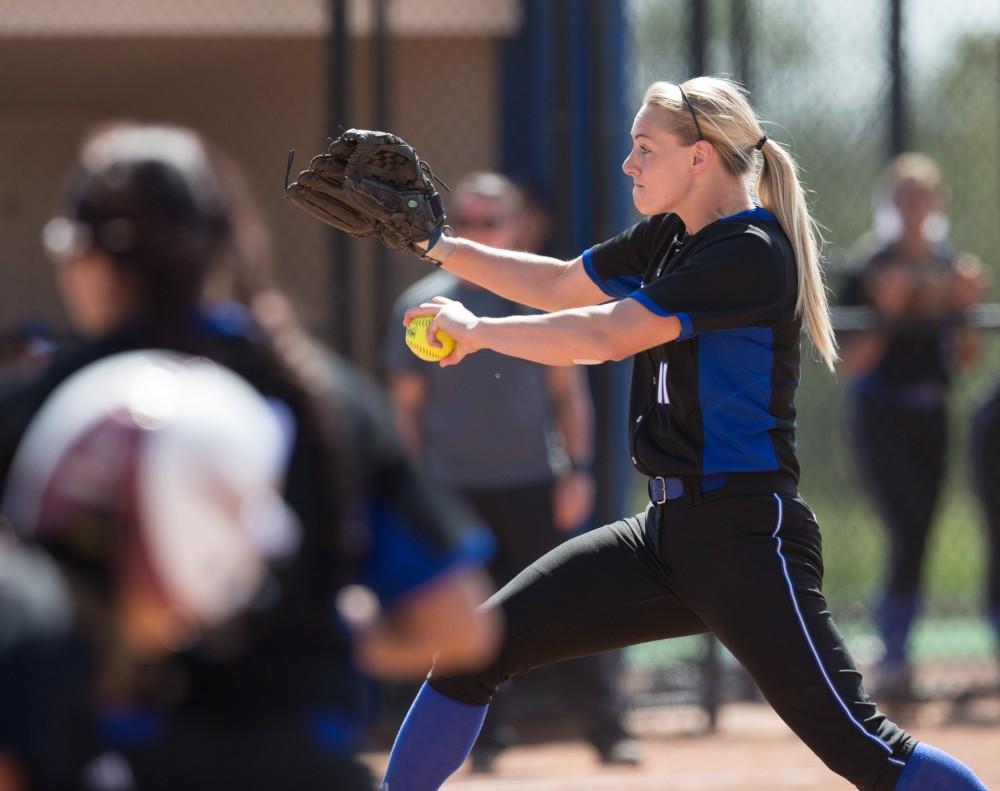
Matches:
[285,129,452,262]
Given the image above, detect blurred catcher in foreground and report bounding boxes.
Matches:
[0,351,298,788]
[0,122,499,791]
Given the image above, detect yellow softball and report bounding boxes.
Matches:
[405,315,455,362]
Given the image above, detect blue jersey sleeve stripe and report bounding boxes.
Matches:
[360,498,495,608]
[582,248,643,299]
[386,528,496,610]
[626,292,693,339]
[582,248,620,298]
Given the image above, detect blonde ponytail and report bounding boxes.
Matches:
[756,140,839,370]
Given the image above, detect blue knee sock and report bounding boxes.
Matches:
[894,743,988,790]
[381,681,489,791]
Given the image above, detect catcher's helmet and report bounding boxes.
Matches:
[1,350,299,628]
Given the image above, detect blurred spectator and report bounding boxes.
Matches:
[0,122,499,791]
[381,172,640,771]
[838,152,987,700]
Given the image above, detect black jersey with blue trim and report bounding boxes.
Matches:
[584,207,801,481]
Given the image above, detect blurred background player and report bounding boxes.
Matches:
[838,152,987,701]
[0,122,500,791]
[381,171,641,770]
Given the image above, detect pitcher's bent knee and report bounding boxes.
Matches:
[428,647,522,707]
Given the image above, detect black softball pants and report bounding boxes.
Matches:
[459,480,628,753]
[430,486,915,791]
[849,394,948,608]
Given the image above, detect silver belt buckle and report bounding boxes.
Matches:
[651,476,668,505]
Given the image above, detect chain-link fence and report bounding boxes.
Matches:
[626,0,1000,714]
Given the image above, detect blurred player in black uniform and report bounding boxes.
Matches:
[0,122,499,791]
[0,350,302,790]
[839,153,986,700]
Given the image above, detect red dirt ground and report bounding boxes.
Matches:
[364,699,1000,789]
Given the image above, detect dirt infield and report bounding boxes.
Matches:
[364,699,1000,789]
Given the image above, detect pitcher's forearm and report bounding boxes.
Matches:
[475,312,625,367]
[437,238,578,312]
